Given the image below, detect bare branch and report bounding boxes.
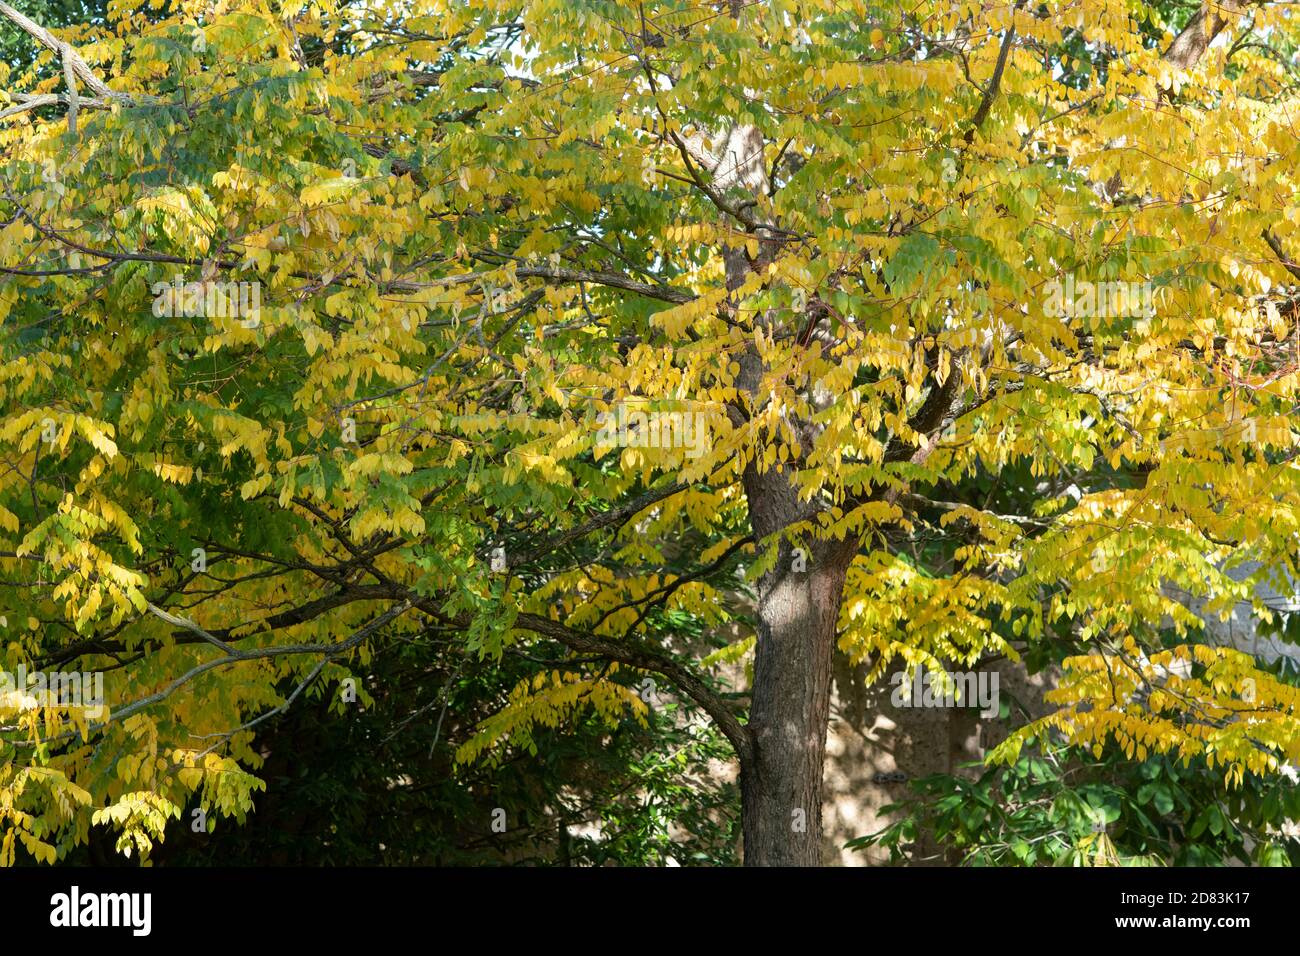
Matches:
[0,1,122,101]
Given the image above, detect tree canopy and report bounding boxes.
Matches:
[2,0,1300,866]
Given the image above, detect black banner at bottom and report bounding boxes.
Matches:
[0,864,1278,943]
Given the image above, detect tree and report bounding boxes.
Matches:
[2,0,1300,866]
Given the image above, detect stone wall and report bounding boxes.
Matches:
[821,652,1057,866]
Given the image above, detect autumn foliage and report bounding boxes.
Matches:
[2,0,1300,865]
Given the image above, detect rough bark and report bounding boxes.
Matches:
[705,136,859,862]
[740,527,856,865]
[694,3,868,860]
[693,97,863,863]
[1165,0,1251,71]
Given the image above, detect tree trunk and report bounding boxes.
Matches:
[739,459,856,865]
[703,100,859,863]
[720,221,857,864]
